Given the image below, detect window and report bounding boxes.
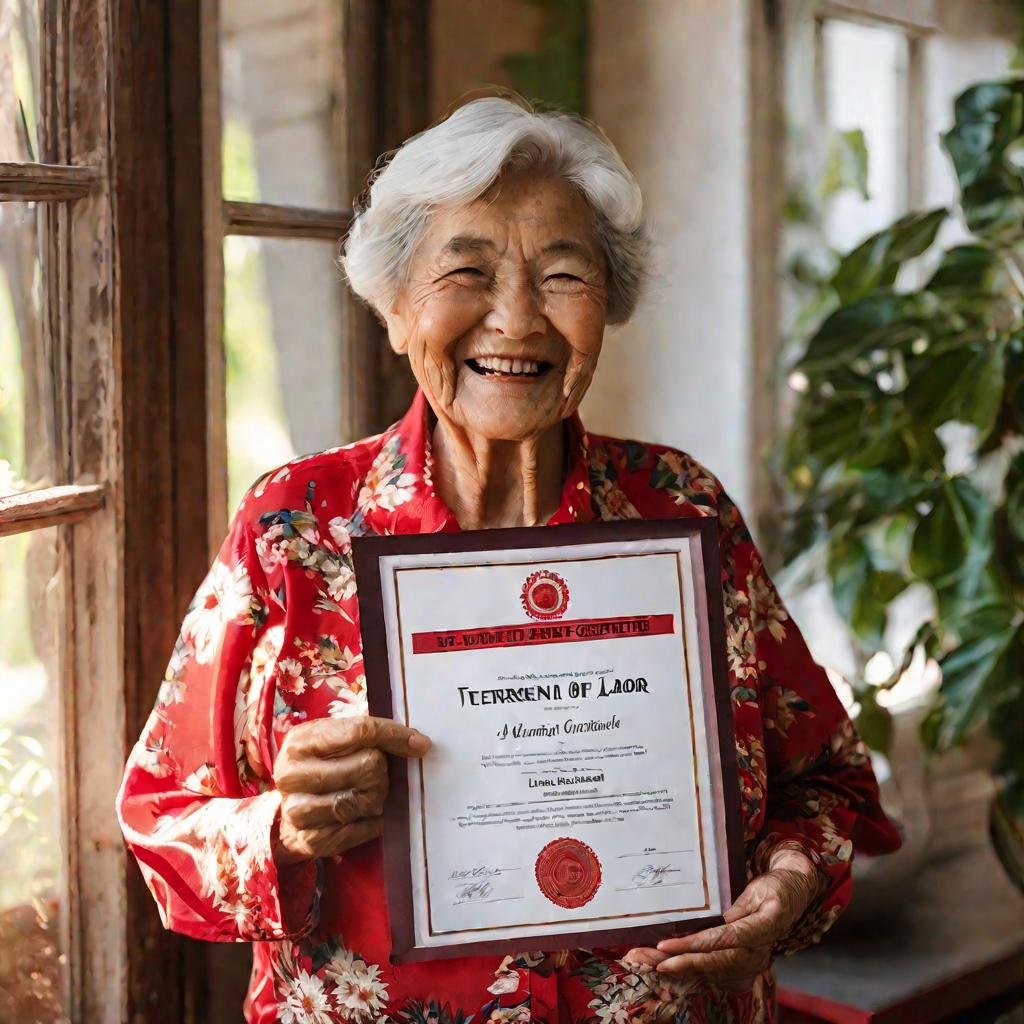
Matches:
[220,0,351,518]
[1,1,117,1019]
[771,0,1020,697]
[1,2,428,1020]
[820,18,912,252]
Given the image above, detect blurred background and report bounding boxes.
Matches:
[1,1,1023,1021]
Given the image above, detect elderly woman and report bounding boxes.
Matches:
[118,95,899,1024]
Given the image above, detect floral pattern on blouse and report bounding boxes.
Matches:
[117,390,900,1024]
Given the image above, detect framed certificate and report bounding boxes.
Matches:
[353,518,744,962]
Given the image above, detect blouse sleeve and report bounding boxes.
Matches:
[716,492,901,954]
[116,509,321,943]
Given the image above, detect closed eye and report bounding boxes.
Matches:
[447,267,487,279]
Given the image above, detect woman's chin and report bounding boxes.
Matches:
[449,373,566,441]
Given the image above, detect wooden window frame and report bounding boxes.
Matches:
[749,0,932,548]
[1,1,429,1021]
[0,0,123,1018]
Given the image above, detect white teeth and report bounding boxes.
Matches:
[472,356,543,376]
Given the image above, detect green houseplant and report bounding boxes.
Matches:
[782,79,1024,888]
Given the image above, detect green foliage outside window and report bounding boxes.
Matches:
[781,82,1024,872]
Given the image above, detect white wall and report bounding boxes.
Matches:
[583,0,754,512]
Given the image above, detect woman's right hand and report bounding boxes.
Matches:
[272,716,432,865]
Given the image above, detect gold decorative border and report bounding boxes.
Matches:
[391,548,713,940]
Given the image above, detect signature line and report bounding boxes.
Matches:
[615,881,698,892]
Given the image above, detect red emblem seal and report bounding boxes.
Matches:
[534,837,602,908]
[521,569,570,621]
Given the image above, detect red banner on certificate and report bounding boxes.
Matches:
[410,613,675,654]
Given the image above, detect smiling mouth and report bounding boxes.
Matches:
[466,356,553,379]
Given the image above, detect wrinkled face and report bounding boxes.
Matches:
[383,172,609,442]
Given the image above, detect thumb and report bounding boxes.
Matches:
[723,883,762,924]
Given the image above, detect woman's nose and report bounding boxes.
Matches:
[484,279,547,340]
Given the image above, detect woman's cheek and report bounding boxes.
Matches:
[406,317,465,410]
[546,292,606,359]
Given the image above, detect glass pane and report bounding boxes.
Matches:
[0,0,42,163]
[0,203,57,496]
[221,0,346,208]
[224,234,346,512]
[0,527,69,1023]
[823,19,910,252]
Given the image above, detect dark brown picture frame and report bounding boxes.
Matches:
[353,518,746,963]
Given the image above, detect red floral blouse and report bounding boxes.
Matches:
[117,390,900,1024]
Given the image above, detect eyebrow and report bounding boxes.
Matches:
[438,235,597,262]
[440,235,495,257]
[541,239,594,260]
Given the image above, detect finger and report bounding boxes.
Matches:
[294,816,385,859]
[722,884,765,924]
[655,948,752,979]
[286,716,431,759]
[276,746,388,794]
[656,924,743,956]
[621,948,669,968]
[318,815,385,856]
[657,911,775,956]
[283,786,386,828]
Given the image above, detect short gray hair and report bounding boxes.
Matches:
[339,95,648,325]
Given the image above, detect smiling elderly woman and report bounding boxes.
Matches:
[117,96,899,1024]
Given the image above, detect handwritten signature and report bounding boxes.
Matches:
[455,880,494,902]
[631,864,679,887]
[449,866,501,880]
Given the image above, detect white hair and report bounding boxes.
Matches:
[339,95,648,324]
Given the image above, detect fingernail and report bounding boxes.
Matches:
[409,731,432,753]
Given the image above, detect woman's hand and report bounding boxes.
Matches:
[623,849,822,992]
[272,716,432,865]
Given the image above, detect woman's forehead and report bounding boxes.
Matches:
[422,177,600,259]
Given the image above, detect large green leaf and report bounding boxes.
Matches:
[961,173,1024,241]
[910,477,995,592]
[1007,452,1024,543]
[854,685,893,754]
[799,400,864,469]
[944,81,1024,188]
[828,535,908,648]
[831,208,947,305]
[858,470,934,510]
[943,81,1024,241]
[926,244,1004,295]
[905,339,1007,442]
[797,292,939,375]
[937,617,1021,746]
[828,536,872,624]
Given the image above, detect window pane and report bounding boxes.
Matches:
[0,203,57,496]
[0,0,42,163]
[0,527,69,1023]
[823,19,910,252]
[221,0,346,209]
[224,235,346,512]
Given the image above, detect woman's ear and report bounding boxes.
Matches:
[382,305,409,355]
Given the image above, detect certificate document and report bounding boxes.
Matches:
[354,519,744,961]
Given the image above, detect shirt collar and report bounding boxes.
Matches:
[362,389,594,535]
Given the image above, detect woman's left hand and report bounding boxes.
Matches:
[623,848,822,992]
